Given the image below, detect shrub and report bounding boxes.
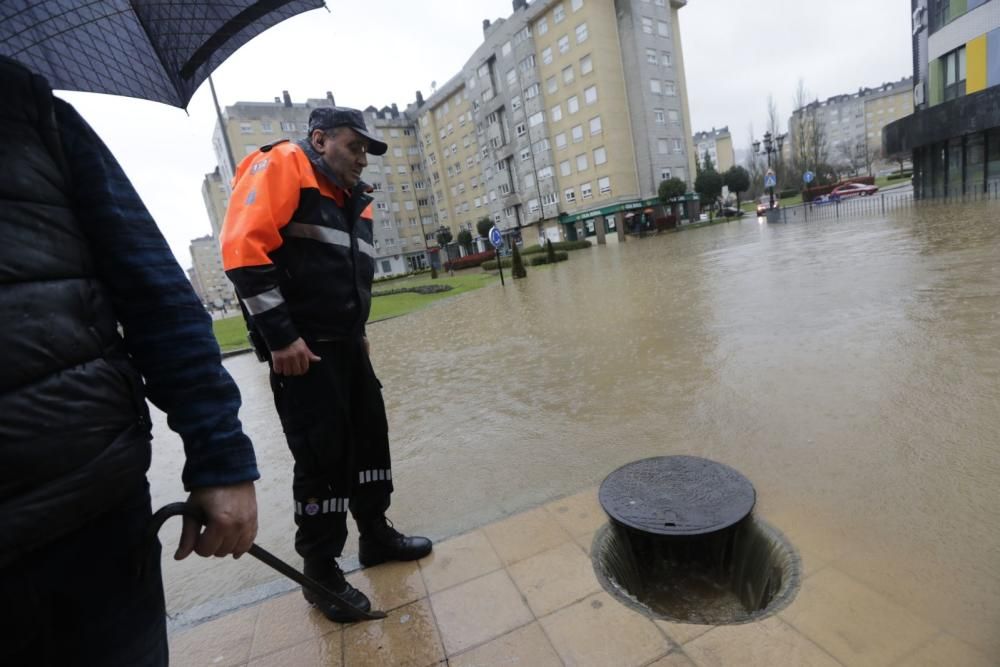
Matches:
[373,284,453,297]
[887,171,913,181]
[444,249,495,271]
[521,239,592,255]
[511,243,527,279]
[373,268,431,284]
[528,251,568,266]
[778,188,799,199]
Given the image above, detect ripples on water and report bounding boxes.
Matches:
[150,201,1000,651]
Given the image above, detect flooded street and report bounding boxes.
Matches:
[150,201,1000,653]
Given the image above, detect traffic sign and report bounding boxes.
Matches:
[803,170,815,184]
[489,226,503,249]
[764,173,777,188]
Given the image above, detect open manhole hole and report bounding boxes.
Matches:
[593,456,800,625]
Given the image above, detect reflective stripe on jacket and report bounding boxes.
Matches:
[221,140,375,349]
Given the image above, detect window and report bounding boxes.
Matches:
[542,192,558,206]
[542,47,553,65]
[571,124,584,143]
[563,65,574,84]
[393,147,403,157]
[547,76,558,94]
[646,48,658,64]
[657,138,668,154]
[650,79,662,94]
[376,201,388,210]
[571,0,583,10]
[239,122,253,134]
[598,177,611,194]
[511,95,522,110]
[664,81,676,96]
[560,160,572,176]
[575,22,588,43]
[525,83,540,99]
[502,41,512,57]
[260,120,273,133]
[594,147,607,165]
[405,201,416,211]
[942,46,967,102]
[661,51,672,66]
[515,122,526,136]
[660,168,671,181]
[641,17,653,34]
[672,138,682,153]
[506,69,517,86]
[668,109,679,125]
[537,16,548,35]
[657,20,669,37]
[567,96,580,114]
[580,54,593,75]
[590,115,602,135]
[554,3,566,23]
[499,182,511,195]
[654,108,665,124]
[581,182,593,199]
[529,112,544,127]
[528,199,540,213]
[576,154,589,171]
[538,166,554,180]
[584,86,597,105]
[521,148,532,162]
[401,183,411,192]
[564,188,576,203]
[534,138,551,153]
[551,104,563,122]
[519,55,536,72]
[514,26,532,44]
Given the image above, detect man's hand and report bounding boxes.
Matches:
[271,337,321,376]
[175,481,258,560]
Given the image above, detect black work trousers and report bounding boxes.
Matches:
[0,482,167,667]
[270,339,394,561]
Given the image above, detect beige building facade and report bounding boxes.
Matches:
[189,235,236,308]
[414,0,695,245]
[692,127,735,172]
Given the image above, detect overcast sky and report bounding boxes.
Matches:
[59,0,912,270]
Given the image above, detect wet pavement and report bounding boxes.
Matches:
[153,199,1000,663]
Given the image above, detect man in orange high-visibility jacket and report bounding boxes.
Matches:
[221,107,432,622]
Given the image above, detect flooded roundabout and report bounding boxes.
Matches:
[150,199,999,657]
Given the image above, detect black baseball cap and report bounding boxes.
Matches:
[307,106,388,155]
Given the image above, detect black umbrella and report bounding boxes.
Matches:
[0,0,326,108]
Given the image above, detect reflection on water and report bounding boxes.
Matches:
[150,200,1000,652]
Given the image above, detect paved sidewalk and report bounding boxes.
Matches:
[169,487,994,667]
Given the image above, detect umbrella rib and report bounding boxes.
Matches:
[8,2,132,56]
[178,0,297,80]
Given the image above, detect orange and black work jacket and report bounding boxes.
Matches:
[222,139,375,352]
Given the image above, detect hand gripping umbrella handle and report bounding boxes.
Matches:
[141,502,386,621]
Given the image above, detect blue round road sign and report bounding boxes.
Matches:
[489,226,503,249]
[803,170,815,184]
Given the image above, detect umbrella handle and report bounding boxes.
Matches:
[140,502,386,621]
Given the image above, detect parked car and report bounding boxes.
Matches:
[756,195,777,216]
[812,194,833,206]
[830,182,879,199]
[719,205,744,218]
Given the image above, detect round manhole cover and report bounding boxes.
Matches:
[598,456,755,536]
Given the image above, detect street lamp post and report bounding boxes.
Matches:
[753,131,786,210]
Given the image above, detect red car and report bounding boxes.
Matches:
[830,182,879,199]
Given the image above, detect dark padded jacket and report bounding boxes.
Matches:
[0,60,152,567]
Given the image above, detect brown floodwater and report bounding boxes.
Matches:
[150,200,1000,652]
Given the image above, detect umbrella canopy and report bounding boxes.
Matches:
[0,0,325,108]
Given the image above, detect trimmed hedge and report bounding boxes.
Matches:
[887,171,913,181]
[444,249,495,271]
[373,268,431,283]
[521,239,592,255]
[372,284,453,297]
[528,251,568,266]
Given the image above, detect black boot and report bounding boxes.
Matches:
[302,558,371,623]
[358,518,433,566]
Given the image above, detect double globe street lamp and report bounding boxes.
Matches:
[753,130,786,211]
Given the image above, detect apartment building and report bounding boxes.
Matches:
[789,76,913,175]
[885,0,1000,197]
[692,127,735,172]
[189,235,236,308]
[413,0,695,244]
[201,167,228,238]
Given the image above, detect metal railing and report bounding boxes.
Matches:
[772,181,999,224]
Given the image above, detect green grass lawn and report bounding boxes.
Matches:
[213,271,498,352]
